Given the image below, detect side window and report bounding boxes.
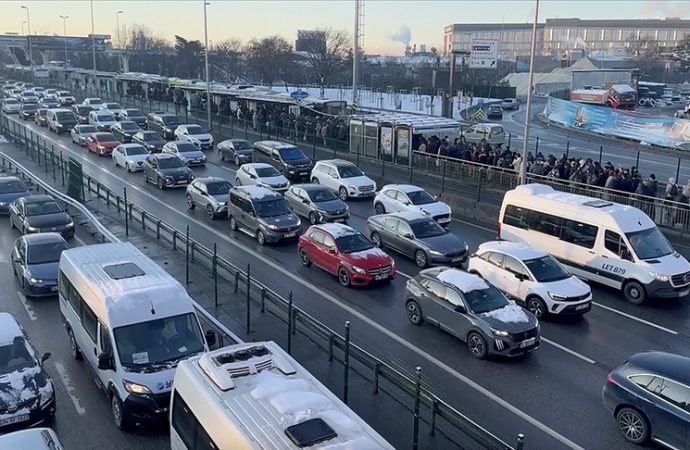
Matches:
[486,252,505,268]
[421,279,446,299]
[382,217,398,230]
[384,189,396,199]
[560,219,598,249]
[502,205,529,229]
[309,230,325,245]
[529,211,563,238]
[654,378,690,411]
[398,192,411,205]
[504,256,528,277]
[444,288,465,308]
[171,392,218,450]
[81,302,98,342]
[397,221,413,237]
[322,235,336,250]
[604,230,632,261]
[98,323,113,355]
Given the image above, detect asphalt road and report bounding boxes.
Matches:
[5,110,690,450]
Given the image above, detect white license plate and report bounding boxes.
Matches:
[51,286,58,292]
[0,414,29,426]
[375,273,389,280]
[284,231,297,238]
[575,303,590,311]
[520,337,536,348]
[680,290,689,297]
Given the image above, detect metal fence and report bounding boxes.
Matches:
[0,115,524,450]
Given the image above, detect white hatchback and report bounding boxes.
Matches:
[174,124,214,150]
[311,159,376,201]
[235,163,289,193]
[112,143,150,172]
[468,241,592,319]
[373,184,451,226]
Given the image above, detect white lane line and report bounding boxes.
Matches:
[17,119,586,450]
[53,361,87,415]
[593,302,678,335]
[541,337,595,364]
[398,271,412,279]
[16,290,37,321]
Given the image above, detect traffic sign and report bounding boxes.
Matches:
[473,109,484,119]
[290,89,309,100]
[469,39,498,69]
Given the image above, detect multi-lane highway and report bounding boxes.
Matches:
[3,106,690,450]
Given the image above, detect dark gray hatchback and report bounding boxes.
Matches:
[603,351,690,448]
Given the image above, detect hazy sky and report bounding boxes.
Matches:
[2,0,690,55]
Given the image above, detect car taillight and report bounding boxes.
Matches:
[606,373,616,385]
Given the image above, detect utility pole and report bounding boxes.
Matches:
[59,16,69,64]
[20,6,32,66]
[519,0,540,185]
[352,0,360,111]
[203,0,212,130]
[116,11,123,72]
[90,0,97,90]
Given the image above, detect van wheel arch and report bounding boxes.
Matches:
[623,279,647,305]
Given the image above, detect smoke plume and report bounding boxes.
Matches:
[389,25,412,48]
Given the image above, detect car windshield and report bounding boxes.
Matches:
[176,143,198,153]
[121,122,139,131]
[524,255,570,282]
[75,106,92,114]
[55,112,76,121]
[465,286,510,314]
[105,103,121,109]
[0,180,27,194]
[97,133,117,143]
[206,181,232,196]
[158,157,185,169]
[125,145,148,156]
[113,313,204,372]
[22,104,37,111]
[407,189,436,205]
[256,166,281,177]
[27,240,68,265]
[308,188,337,202]
[5,100,18,105]
[336,233,373,253]
[410,219,446,238]
[141,133,159,142]
[78,126,97,134]
[279,147,306,161]
[0,337,36,376]
[255,198,291,217]
[96,114,114,121]
[625,227,674,260]
[337,165,363,178]
[185,125,205,134]
[233,140,251,150]
[126,109,143,116]
[25,200,62,216]
[162,116,182,125]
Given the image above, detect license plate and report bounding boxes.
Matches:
[680,290,690,297]
[51,286,58,292]
[520,337,536,348]
[0,414,29,426]
[284,231,297,238]
[576,303,590,311]
[451,257,462,263]
[375,273,389,280]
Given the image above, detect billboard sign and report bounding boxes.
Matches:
[469,39,498,69]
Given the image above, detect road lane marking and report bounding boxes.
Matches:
[13,119,586,450]
[398,271,412,279]
[53,361,87,415]
[541,337,595,364]
[16,290,37,321]
[593,302,678,335]
[73,235,87,247]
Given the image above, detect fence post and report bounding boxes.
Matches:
[287,291,293,355]
[430,399,438,436]
[534,136,539,154]
[185,225,190,286]
[598,145,603,165]
[373,362,381,394]
[343,321,351,404]
[516,433,525,450]
[213,243,218,308]
[409,162,413,184]
[260,288,266,313]
[676,158,681,183]
[123,187,129,237]
[59,151,65,185]
[51,147,56,180]
[565,141,570,159]
[412,366,422,450]
[507,132,511,149]
[245,263,251,334]
[441,160,446,192]
[635,150,640,172]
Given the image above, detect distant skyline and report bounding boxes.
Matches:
[2,0,690,55]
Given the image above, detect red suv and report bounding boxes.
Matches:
[86,132,120,156]
[298,223,396,287]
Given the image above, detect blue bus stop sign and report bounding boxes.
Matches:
[290,89,309,100]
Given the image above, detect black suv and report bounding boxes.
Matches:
[146,113,184,140]
[142,153,195,190]
[71,104,94,124]
[252,140,313,182]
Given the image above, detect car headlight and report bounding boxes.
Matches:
[490,327,509,337]
[39,381,54,408]
[26,225,39,232]
[165,176,173,182]
[66,221,74,228]
[123,380,152,395]
[548,292,567,301]
[165,127,172,132]
[421,209,431,215]
[352,265,366,274]
[649,272,669,282]
[348,186,357,192]
[0,202,6,206]
[428,249,443,256]
[267,224,279,230]
[29,277,43,285]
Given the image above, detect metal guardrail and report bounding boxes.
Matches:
[0,115,522,450]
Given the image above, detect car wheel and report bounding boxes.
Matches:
[217,149,225,161]
[467,331,488,359]
[235,177,242,186]
[256,230,266,246]
[68,328,82,360]
[414,250,428,268]
[406,300,423,325]
[308,211,319,225]
[299,247,311,267]
[617,407,649,445]
[311,177,319,184]
[370,232,383,248]
[229,216,238,231]
[374,202,386,215]
[157,177,165,190]
[206,205,215,219]
[234,155,241,166]
[111,394,130,431]
[527,296,547,319]
[186,195,195,210]
[338,266,351,287]
[338,186,348,201]
[623,281,646,305]
[126,162,132,172]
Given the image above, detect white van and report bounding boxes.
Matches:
[58,242,213,430]
[0,428,63,450]
[462,123,505,145]
[170,341,394,450]
[499,184,690,304]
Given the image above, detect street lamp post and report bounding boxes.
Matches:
[20,6,32,66]
[203,1,212,130]
[21,21,26,36]
[116,11,124,72]
[519,0,540,185]
[59,15,69,64]
[90,0,97,93]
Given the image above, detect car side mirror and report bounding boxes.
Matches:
[40,352,51,364]
[205,330,217,348]
[328,248,337,254]
[514,273,526,281]
[301,198,310,204]
[97,353,113,370]
[454,305,466,313]
[249,174,256,179]
[404,233,414,239]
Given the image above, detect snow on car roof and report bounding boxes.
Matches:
[383,184,424,193]
[0,313,22,345]
[481,302,530,323]
[318,222,359,238]
[478,241,545,261]
[236,185,277,200]
[348,247,388,260]
[436,269,489,293]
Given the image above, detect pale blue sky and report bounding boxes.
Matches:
[2,0,689,55]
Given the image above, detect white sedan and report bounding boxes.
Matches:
[235,163,289,194]
[174,124,214,150]
[162,141,207,166]
[2,99,21,114]
[373,184,451,226]
[112,143,150,172]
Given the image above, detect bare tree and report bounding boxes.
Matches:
[212,38,244,82]
[300,28,351,89]
[120,24,172,74]
[245,36,293,86]
[174,35,205,79]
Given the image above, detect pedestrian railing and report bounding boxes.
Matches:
[0,115,523,450]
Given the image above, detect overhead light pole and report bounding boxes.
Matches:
[203,0,211,130]
[90,0,97,89]
[59,15,69,64]
[20,6,32,66]
[21,21,26,36]
[116,10,123,72]
[519,0,540,185]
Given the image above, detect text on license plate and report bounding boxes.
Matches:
[0,414,29,426]
[576,303,589,310]
[520,337,536,348]
[284,231,297,238]
[375,273,389,280]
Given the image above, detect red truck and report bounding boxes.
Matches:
[571,84,637,110]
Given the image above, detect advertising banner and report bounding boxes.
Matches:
[396,127,411,160]
[380,126,393,157]
[543,97,690,150]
